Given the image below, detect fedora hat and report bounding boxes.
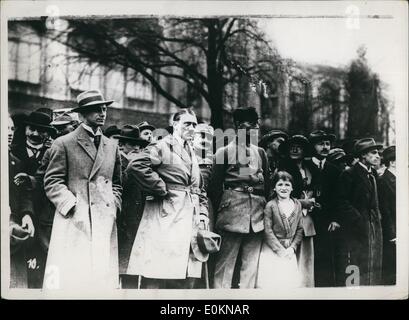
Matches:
[327,148,347,163]
[104,125,121,138]
[24,111,56,134]
[51,113,75,126]
[354,138,383,156]
[197,229,221,254]
[72,90,114,113]
[309,130,336,144]
[278,134,312,156]
[259,129,288,148]
[137,121,156,132]
[113,125,149,147]
[232,107,259,124]
[382,145,396,162]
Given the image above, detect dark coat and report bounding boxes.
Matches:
[10,143,48,176]
[117,152,145,274]
[9,151,34,288]
[378,169,396,285]
[336,163,383,286]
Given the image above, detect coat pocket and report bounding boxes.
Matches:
[217,200,231,213]
[161,197,175,217]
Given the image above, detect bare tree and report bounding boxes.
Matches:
[35,17,283,129]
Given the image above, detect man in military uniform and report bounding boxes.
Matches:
[209,107,270,289]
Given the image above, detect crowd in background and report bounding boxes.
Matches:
[8,89,396,290]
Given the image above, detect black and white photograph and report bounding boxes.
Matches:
[1,0,407,300]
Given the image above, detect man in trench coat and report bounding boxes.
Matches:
[43,90,122,290]
[336,138,383,286]
[126,108,209,289]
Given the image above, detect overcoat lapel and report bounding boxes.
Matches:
[354,163,373,194]
[168,136,192,165]
[90,135,108,179]
[77,126,97,161]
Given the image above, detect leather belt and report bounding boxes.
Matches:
[167,183,201,195]
[224,185,265,197]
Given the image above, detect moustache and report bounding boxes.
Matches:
[28,135,42,142]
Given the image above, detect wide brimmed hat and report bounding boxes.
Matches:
[137,121,156,132]
[327,148,347,163]
[278,134,312,156]
[113,125,149,147]
[354,138,383,156]
[382,145,396,162]
[309,130,336,144]
[23,111,56,134]
[232,107,259,124]
[72,90,114,113]
[259,129,288,148]
[51,113,75,126]
[104,125,121,138]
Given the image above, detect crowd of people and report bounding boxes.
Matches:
[8,89,396,290]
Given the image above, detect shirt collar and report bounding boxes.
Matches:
[358,161,372,173]
[82,123,102,137]
[26,140,44,150]
[173,133,188,147]
[312,157,326,168]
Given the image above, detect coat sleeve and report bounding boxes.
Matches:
[290,202,304,251]
[378,177,396,240]
[125,142,167,197]
[335,169,362,227]
[259,148,272,200]
[263,203,286,256]
[207,148,226,212]
[112,145,123,212]
[44,139,77,217]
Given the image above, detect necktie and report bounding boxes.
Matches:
[27,145,40,158]
[94,135,101,150]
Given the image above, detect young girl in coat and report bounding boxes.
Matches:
[256,171,304,289]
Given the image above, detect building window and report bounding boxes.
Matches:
[68,59,103,92]
[126,69,153,102]
[8,38,41,84]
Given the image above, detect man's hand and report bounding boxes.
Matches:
[198,214,209,230]
[328,222,341,232]
[21,214,35,237]
[284,247,295,259]
[13,173,32,188]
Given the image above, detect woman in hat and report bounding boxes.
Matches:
[277,135,318,287]
[256,171,303,289]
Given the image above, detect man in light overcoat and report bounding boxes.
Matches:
[43,90,122,290]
